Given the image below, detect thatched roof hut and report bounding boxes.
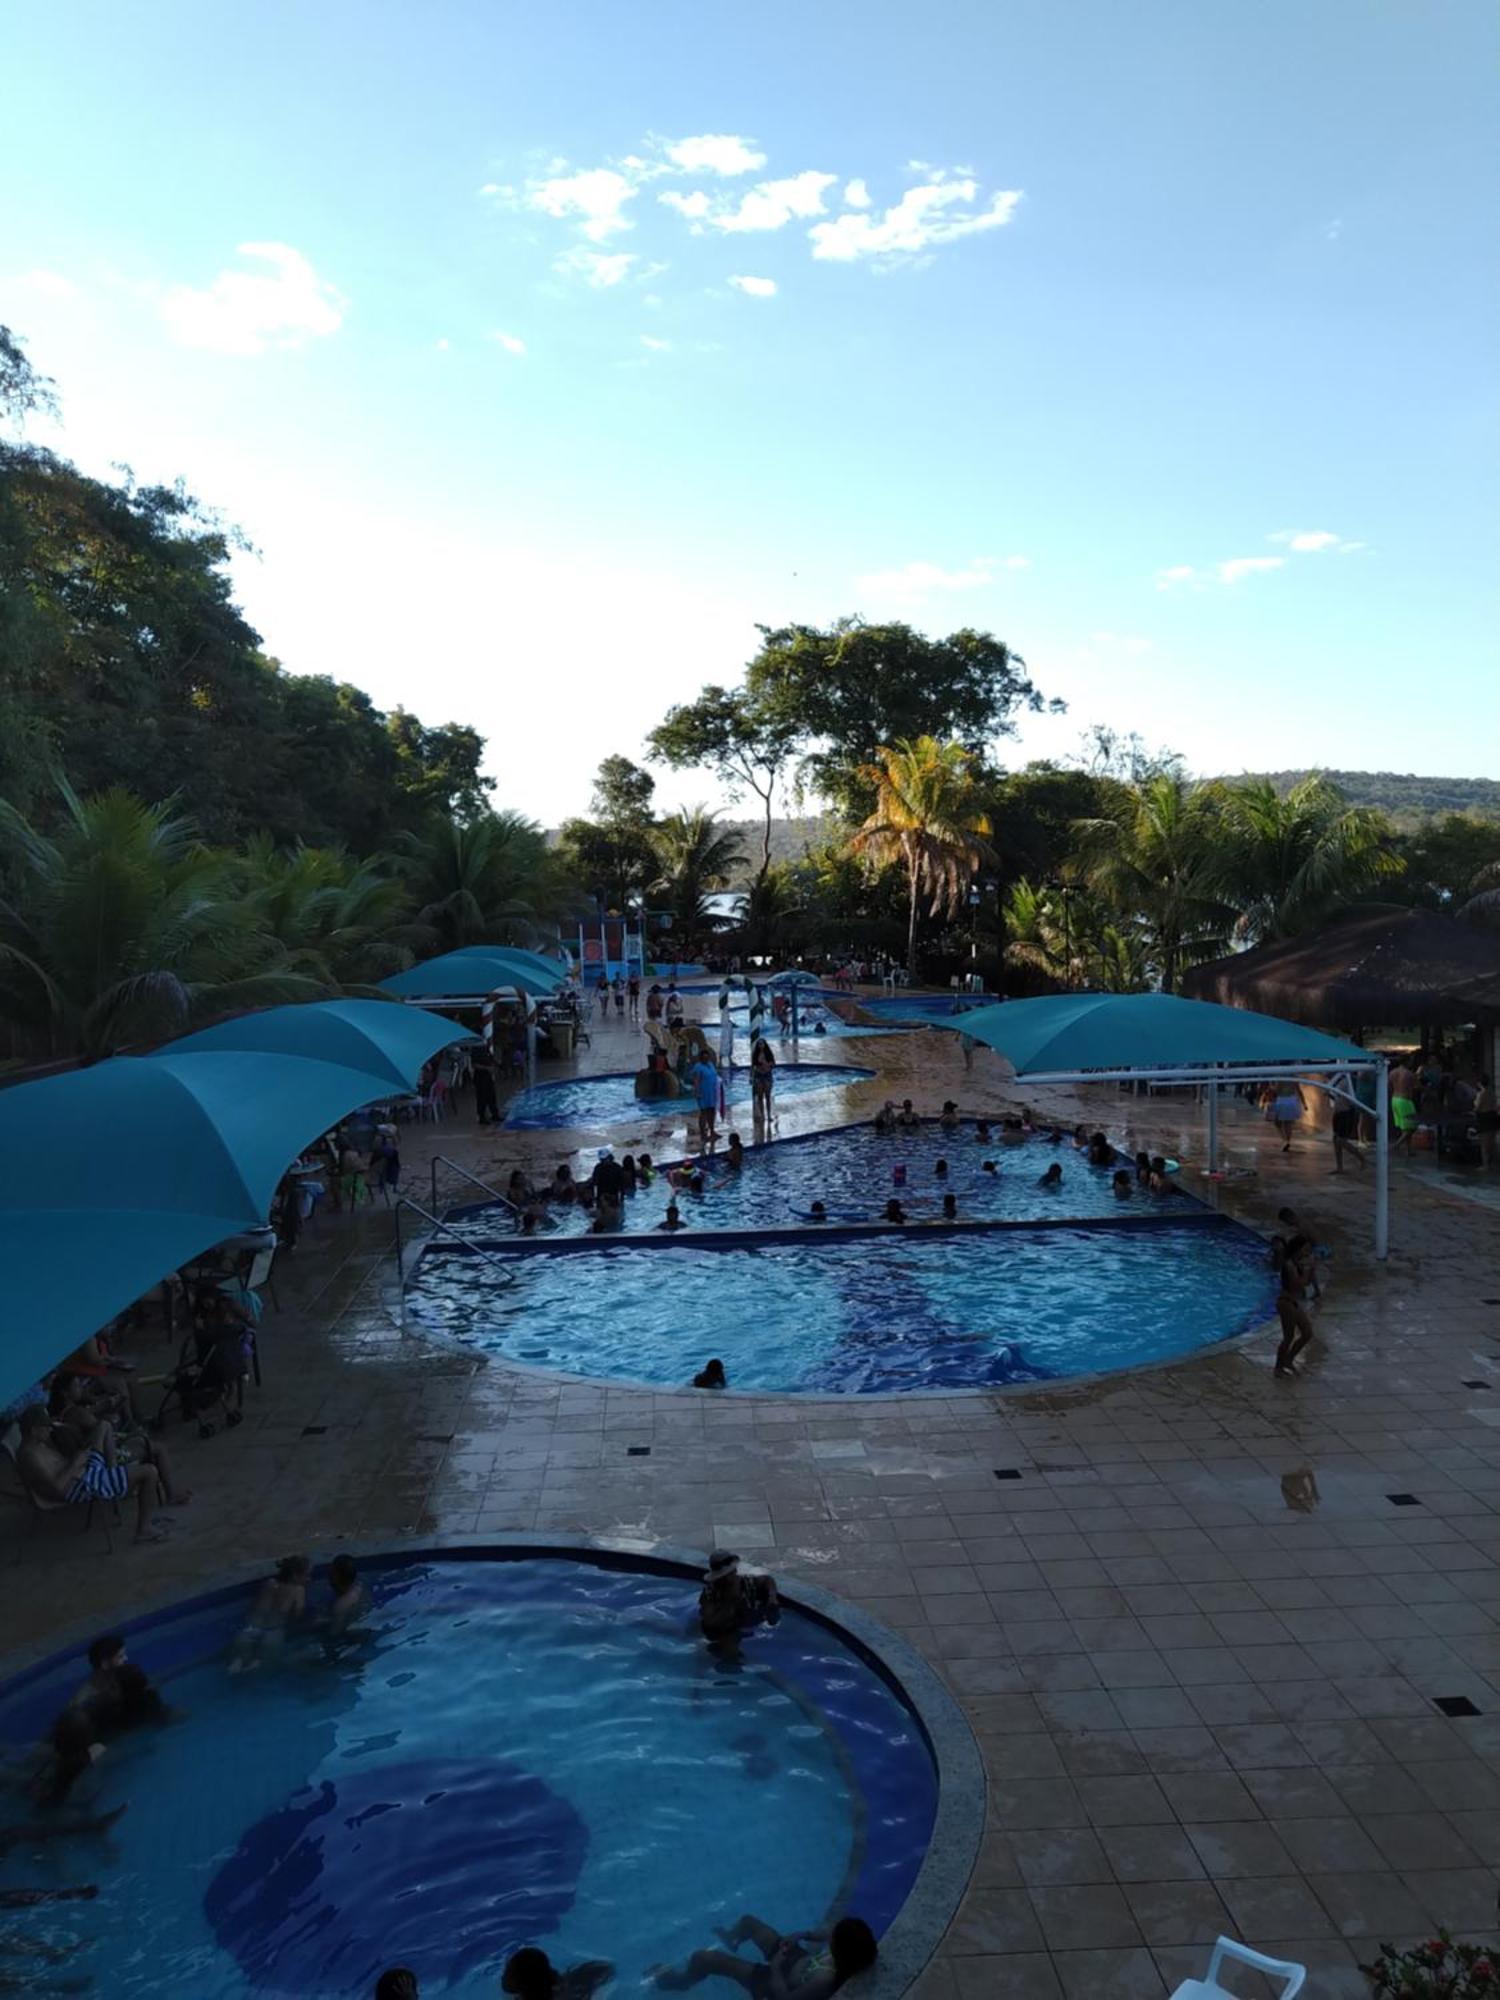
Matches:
[1182,906,1500,1032]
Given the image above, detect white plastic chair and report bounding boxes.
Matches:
[1169,1939,1304,2000]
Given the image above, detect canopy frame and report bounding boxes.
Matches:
[940,1045,1391,1260]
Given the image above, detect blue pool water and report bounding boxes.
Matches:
[470,1126,1195,1238]
[0,1557,936,1998]
[854,995,993,1023]
[407,1220,1277,1392]
[504,1063,875,1129]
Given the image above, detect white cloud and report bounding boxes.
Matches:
[19,268,78,298]
[728,274,777,298]
[1089,630,1153,657]
[843,179,871,209]
[161,242,345,357]
[856,556,1002,602]
[527,167,637,241]
[639,334,671,351]
[660,190,713,222]
[1219,556,1285,583]
[809,180,1021,263]
[663,133,765,177]
[434,337,450,352]
[1002,554,1031,570]
[553,247,637,287]
[477,181,511,198]
[1155,565,1197,590]
[712,171,839,233]
[491,331,526,355]
[1269,528,1364,554]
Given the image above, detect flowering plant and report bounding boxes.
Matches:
[1363,1934,1497,2000]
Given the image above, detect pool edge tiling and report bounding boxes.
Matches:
[0,1537,983,2000]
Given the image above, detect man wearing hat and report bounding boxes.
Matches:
[698,1550,780,1648]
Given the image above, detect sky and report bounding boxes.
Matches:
[3,0,1497,825]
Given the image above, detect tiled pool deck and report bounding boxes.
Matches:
[6,993,1499,2000]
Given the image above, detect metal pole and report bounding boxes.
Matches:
[1375,1059,1389,1261]
[394,1199,405,1286]
[1207,1067,1219,1175]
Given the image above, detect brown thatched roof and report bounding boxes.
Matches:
[1182,906,1500,1030]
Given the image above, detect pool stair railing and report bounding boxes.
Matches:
[392,1192,520,1286]
[429,1153,522,1220]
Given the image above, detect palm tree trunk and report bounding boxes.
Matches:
[906,845,920,981]
[759,786,773,885]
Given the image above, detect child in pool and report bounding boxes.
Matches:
[230,1555,310,1672]
[324,1554,368,1637]
[1037,1163,1063,1189]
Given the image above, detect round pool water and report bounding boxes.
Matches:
[407,1220,1277,1392]
[459,1126,1197,1237]
[504,1063,875,1130]
[0,1556,938,1998]
[852,996,993,1023]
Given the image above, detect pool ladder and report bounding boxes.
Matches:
[392,1157,523,1287]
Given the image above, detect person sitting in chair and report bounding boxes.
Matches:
[14,1407,184,1545]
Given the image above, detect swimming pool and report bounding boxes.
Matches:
[464,1126,1197,1238]
[407,1219,1277,1392]
[504,1063,876,1130]
[853,995,993,1023]
[0,1553,943,1998]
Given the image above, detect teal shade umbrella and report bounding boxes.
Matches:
[0,1032,469,1408]
[163,998,467,1092]
[936,992,1369,1075]
[382,950,563,999]
[444,944,569,981]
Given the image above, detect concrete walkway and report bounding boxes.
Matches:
[5,990,1498,2000]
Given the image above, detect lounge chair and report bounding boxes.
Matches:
[1168,1939,1304,2000]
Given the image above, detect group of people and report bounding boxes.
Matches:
[372,1915,877,2000]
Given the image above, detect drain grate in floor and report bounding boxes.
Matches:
[1461,1381,1490,1392]
[1386,1492,1421,1506]
[301,1425,328,1437]
[417,1433,455,1445]
[627,1446,651,1457]
[1435,1695,1482,1718]
[993,1468,1023,1481]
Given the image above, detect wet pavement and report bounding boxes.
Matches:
[5,988,1499,1998]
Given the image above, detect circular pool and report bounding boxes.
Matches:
[0,1549,972,1999]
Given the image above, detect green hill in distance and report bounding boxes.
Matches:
[1221,770,1500,826]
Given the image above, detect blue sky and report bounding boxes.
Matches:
[4,0,1496,822]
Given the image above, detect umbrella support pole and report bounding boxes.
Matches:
[1375,1062,1389,1261]
[1206,1071,1219,1177]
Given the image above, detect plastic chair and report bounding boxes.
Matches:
[1169,1939,1304,2000]
[0,1425,121,1550]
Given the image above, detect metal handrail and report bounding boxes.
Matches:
[393,1196,518,1286]
[429,1154,522,1218]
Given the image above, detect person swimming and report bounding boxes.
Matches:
[934,1158,948,1177]
[808,1201,828,1222]
[974,1120,992,1142]
[940,1193,957,1219]
[1037,1163,1063,1188]
[939,1101,960,1131]
[981,1159,998,1175]
[637,1152,655,1185]
[1148,1155,1170,1193]
[1088,1132,1113,1166]
[897,1100,920,1129]
[693,1359,727,1389]
[1111,1169,1132,1198]
[883,1199,907,1223]
[662,1202,686,1231]
[324,1554,368,1638]
[655,1914,877,2000]
[725,1133,745,1172]
[230,1555,310,1672]
[1134,1150,1152,1184]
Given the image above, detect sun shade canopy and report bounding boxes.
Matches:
[164,998,466,1091]
[382,949,565,999]
[0,1006,468,1407]
[935,991,1372,1076]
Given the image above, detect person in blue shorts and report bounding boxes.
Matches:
[687,1054,721,1149]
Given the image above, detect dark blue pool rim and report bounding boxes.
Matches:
[0,1536,983,2000]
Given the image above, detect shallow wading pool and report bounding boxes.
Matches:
[0,1554,944,1999]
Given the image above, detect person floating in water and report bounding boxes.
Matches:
[503,1945,615,2000]
[655,1914,878,2000]
[693,1359,727,1390]
[1111,1169,1132,1198]
[1037,1163,1063,1189]
[981,1159,998,1176]
[698,1551,780,1649]
[230,1555,310,1672]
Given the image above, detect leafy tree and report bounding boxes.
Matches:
[650,808,746,947]
[0,325,57,427]
[1074,772,1232,991]
[845,738,996,978]
[1000,879,1146,994]
[557,756,659,912]
[235,836,416,988]
[397,812,560,953]
[744,619,1057,819]
[1396,815,1500,911]
[1209,775,1401,942]
[647,686,802,883]
[0,781,318,1062]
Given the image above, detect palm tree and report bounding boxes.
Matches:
[845,737,995,979]
[1212,775,1400,942]
[397,811,560,952]
[1074,771,1232,992]
[236,836,417,988]
[650,808,746,950]
[0,781,318,1061]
